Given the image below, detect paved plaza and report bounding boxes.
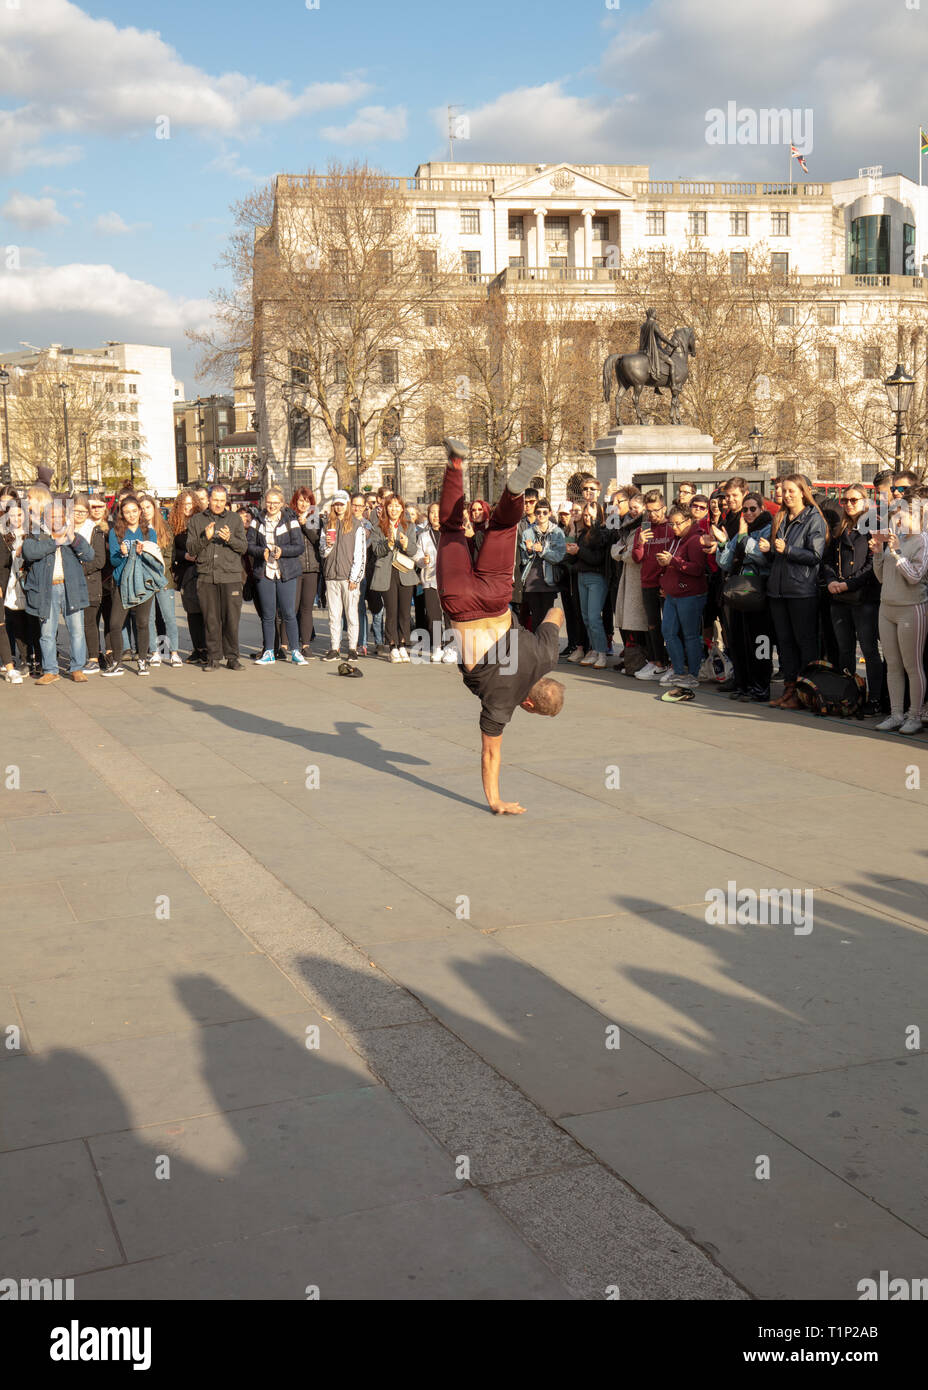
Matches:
[2,604,928,1300]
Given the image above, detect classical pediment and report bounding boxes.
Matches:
[494,164,634,202]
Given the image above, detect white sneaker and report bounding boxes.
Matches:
[150,651,162,667]
[659,668,681,685]
[677,672,700,688]
[900,714,923,735]
[442,646,458,663]
[430,647,444,663]
[399,647,411,663]
[567,647,585,664]
[170,652,183,667]
[593,652,607,669]
[579,650,597,666]
[634,662,657,681]
[876,714,904,732]
[389,648,402,663]
[3,667,23,684]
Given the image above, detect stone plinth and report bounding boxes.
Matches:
[591,426,720,489]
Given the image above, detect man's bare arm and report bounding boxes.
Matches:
[480,731,525,815]
[542,606,566,632]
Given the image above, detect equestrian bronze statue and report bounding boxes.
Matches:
[603,313,696,426]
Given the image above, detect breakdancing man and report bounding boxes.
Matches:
[437,438,565,815]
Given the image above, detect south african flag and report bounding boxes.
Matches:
[922,128,928,156]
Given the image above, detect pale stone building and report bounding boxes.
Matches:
[256,162,928,499]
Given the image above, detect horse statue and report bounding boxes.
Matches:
[602,325,696,427]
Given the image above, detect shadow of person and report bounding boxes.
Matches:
[156,689,487,811]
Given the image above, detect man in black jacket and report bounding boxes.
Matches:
[186,485,248,670]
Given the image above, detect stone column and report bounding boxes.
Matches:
[533,208,547,270]
[582,207,594,269]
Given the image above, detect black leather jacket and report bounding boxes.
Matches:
[766,506,827,599]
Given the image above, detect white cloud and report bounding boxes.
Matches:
[0,0,372,172]
[93,212,149,235]
[0,192,69,230]
[0,260,215,337]
[442,0,928,178]
[321,105,408,145]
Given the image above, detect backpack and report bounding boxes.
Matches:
[795,660,866,719]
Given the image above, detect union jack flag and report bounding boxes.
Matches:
[790,145,809,174]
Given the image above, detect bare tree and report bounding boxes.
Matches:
[5,362,111,489]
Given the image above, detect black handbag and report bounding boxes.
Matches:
[722,569,767,612]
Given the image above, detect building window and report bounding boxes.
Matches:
[646,211,665,236]
[548,256,568,269]
[460,209,480,235]
[592,256,607,268]
[334,358,347,384]
[730,211,749,236]
[128,383,137,394]
[730,251,747,281]
[417,208,436,234]
[375,250,393,276]
[850,215,890,275]
[545,215,569,245]
[468,411,488,449]
[381,471,396,494]
[905,222,916,274]
[425,349,443,382]
[331,304,350,326]
[508,215,524,240]
[770,252,789,278]
[817,304,837,325]
[380,350,399,385]
[418,248,437,277]
[592,215,609,242]
[687,251,708,273]
[424,407,444,447]
[689,211,707,236]
[461,250,481,278]
[771,212,790,236]
[468,465,489,499]
[648,252,666,274]
[862,346,881,379]
[818,346,837,379]
[424,466,445,501]
[331,248,348,275]
[817,402,837,442]
[508,255,525,268]
[105,381,114,393]
[423,306,440,328]
[816,456,837,482]
[778,305,796,326]
[290,350,310,386]
[292,466,316,490]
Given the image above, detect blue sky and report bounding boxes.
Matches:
[1,0,925,389]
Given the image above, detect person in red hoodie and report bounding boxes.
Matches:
[632,489,674,679]
[656,505,710,691]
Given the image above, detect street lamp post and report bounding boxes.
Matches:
[0,368,11,485]
[388,431,406,500]
[59,381,73,492]
[79,431,88,487]
[749,426,763,468]
[351,396,361,493]
[884,363,916,470]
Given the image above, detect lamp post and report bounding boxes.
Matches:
[388,431,406,500]
[79,430,88,487]
[351,395,361,492]
[0,368,11,485]
[59,381,73,492]
[884,362,915,470]
[749,426,763,467]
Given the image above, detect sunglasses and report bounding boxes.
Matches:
[843,497,864,505]
[536,508,550,515]
[690,502,708,510]
[742,506,760,514]
[891,486,907,494]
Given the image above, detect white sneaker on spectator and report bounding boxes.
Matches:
[899,714,923,735]
[389,648,402,663]
[442,646,458,663]
[399,647,411,663]
[659,668,681,685]
[593,652,607,669]
[876,714,904,732]
[566,646,585,663]
[3,667,23,684]
[150,651,162,667]
[634,661,657,681]
[677,672,700,688]
[579,650,597,666]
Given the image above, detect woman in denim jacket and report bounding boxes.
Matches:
[519,499,567,635]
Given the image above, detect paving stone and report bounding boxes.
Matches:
[0,1140,122,1276]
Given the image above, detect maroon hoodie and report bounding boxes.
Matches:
[632,517,674,588]
[658,525,709,598]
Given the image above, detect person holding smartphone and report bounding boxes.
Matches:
[758,474,827,710]
[631,490,673,679]
[186,484,249,671]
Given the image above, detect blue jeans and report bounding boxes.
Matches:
[662,593,706,676]
[578,572,608,652]
[40,586,87,673]
[371,602,384,646]
[256,574,298,652]
[149,587,179,655]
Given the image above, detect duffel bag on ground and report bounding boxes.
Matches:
[795,660,866,719]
